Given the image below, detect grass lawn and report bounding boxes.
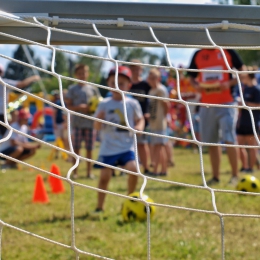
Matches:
[1,144,260,260]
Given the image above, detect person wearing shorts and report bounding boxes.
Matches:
[147,68,169,176]
[0,108,41,168]
[188,48,245,185]
[66,64,100,179]
[93,66,144,214]
[236,66,260,173]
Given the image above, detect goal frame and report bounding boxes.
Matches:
[1,1,260,46]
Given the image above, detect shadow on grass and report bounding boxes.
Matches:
[14,212,91,227]
[115,185,187,193]
[192,171,210,176]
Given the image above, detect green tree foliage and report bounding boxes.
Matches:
[54,50,69,75]
[7,46,163,95]
[76,48,103,83]
[160,53,169,66]
[234,0,260,4]
[233,0,260,66]
[30,49,70,94]
[114,47,160,65]
[29,76,71,94]
[5,45,42,80]
[237,50,260,66]
[47,48,69,75]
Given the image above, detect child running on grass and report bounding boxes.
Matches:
[93,66,144,215]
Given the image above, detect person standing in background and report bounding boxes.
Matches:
[66,64,101,179]
[188,48,245,185]
[129,59,151,174]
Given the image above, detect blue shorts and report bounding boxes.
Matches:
[94,151,135,168]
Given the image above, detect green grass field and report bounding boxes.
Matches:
[1,144,260,260]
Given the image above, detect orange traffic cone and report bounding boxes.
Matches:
[49,164,65,194]
[32,175,49,203]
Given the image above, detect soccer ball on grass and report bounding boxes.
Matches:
[236,175,260,193]
[121,192,155,222]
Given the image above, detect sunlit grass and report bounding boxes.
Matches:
[1,145,260,259]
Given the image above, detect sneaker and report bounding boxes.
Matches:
[228,176,239,186]
[159,172,167,176]
[206,177,220,186]
[240,167,248,173]
[245,168,254,174]
[144,169,150,175]
[71,173,78,180]
[87,174,95,179]
[89,208,107,220]
[149,172,160,177]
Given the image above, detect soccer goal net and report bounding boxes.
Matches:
[1,1,260,260]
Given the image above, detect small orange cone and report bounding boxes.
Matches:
[49,164,65,194]
[33,175,49,203]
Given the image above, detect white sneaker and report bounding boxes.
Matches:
[228,176,239,186]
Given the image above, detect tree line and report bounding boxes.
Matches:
[4,45,162,96]
[4,43,259,96]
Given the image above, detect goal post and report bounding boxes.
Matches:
[1,1,260,46]
[1,2,260,260]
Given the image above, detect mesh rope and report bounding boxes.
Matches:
[0,12,260,260]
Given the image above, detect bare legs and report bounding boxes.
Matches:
[72,149,93,178]
[96,161,138,211]
[209,143,238,180]
[138,143,150,172]
[209,146,221,180]
[237,135,257,171]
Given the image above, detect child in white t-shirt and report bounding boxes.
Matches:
[93,66,144,214]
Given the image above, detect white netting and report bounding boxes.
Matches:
[1,11,260,260]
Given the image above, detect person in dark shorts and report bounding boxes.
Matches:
[236,66,260,173]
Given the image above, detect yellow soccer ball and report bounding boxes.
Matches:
[121,192,155,222]
[236,175,260,193]
[88,96,103,114]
